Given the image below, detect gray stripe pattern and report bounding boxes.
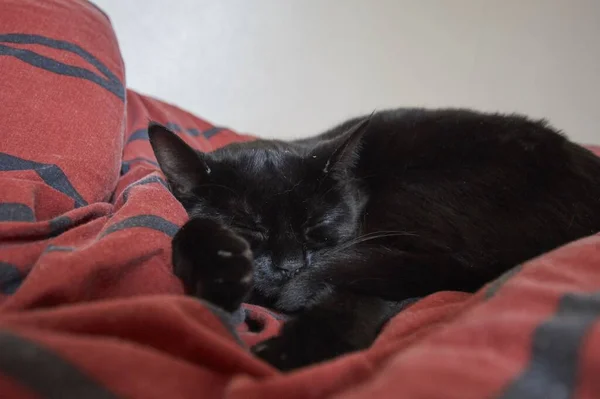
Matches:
[0,330,120,399]
[0,262,22,294]
[100,214,179,238]
[0,203,35,222]
[485,264,524,299]
[498,291,600,399]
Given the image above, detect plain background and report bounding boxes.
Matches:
[94,0,600,144]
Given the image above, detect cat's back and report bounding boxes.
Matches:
[352,108,600,271]
[344,108,598,182]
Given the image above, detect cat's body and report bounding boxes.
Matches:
[149,108,600,370]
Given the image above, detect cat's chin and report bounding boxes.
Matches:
[274,275,334,313]
[251,278,304,312]
[273,296,309,313]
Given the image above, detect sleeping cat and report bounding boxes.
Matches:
[148,108,600,371]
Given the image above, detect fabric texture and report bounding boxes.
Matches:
[1,1,600,398]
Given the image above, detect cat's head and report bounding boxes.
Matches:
[148,119,370,303]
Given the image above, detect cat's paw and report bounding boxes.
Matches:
[252,335,304,371]
[251,319,353,371]
[172,218,253,312]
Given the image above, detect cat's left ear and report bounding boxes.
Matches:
[148,122,211,199]
[319,114,372,174]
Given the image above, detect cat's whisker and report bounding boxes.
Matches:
[328,231,420,253]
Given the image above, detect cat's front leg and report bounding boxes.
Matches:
[252,291,399,370]
[172,218,254,313]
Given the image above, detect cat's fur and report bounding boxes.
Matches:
[148,108,600,370]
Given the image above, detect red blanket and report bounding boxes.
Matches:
[1,1,600,398]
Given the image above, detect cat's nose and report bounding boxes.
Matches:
[275,259,304,273]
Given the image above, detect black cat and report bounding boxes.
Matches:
[148,108,600,371]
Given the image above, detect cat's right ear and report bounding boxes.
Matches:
[148,122,210,198]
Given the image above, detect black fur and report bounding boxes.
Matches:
[148,108,600,370]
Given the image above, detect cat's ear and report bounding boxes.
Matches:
[148,122,210,198]
[319,114,372,174]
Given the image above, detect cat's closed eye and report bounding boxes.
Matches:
[232,225,267,247]
[304,223,337,248]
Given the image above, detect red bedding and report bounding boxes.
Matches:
[1,1,600,398]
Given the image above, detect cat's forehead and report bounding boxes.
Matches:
[204,141,345,217]
[241,147,300,174]
[211,143,309,183]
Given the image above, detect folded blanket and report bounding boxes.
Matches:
[1,1,599,398]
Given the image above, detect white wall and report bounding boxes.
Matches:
[94,0,600,143]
